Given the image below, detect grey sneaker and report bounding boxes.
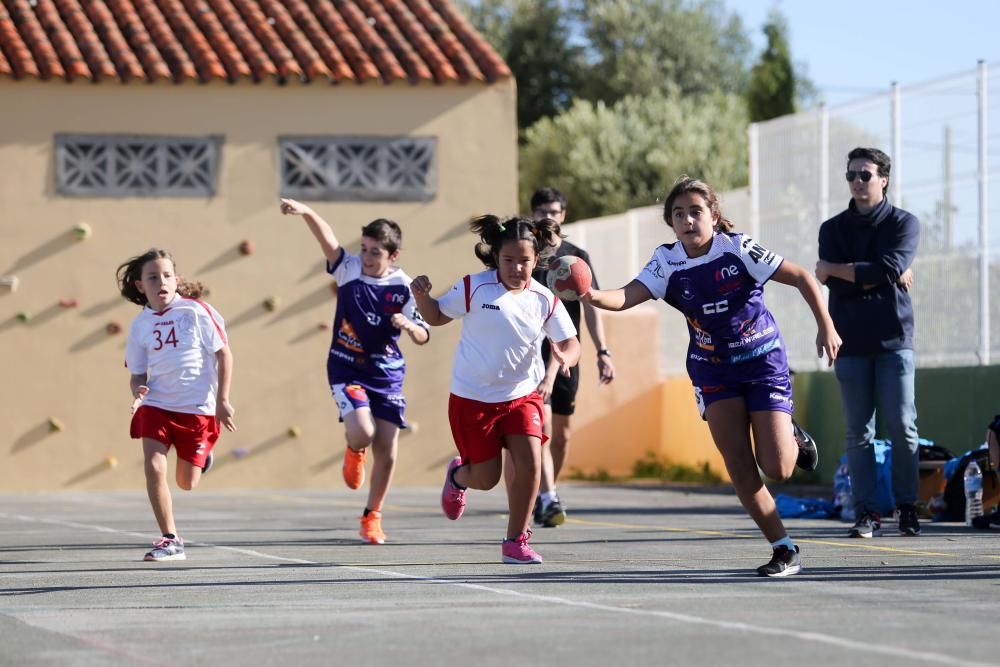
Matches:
[144,536,185,561]
[202,450,214,474]
[848,512,882,538]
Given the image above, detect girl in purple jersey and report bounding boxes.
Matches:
[583,177,841,577]
[280,199,430,545]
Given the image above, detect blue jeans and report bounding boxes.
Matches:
[834,349,919,514]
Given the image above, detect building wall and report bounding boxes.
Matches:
[0,80,519,490]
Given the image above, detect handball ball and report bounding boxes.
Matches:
[547,256,592,301]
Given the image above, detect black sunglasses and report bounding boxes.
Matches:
[845,170,875,183]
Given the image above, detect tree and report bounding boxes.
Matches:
[456,0,583,131]
[746,10,796,122]
[519,89,748,219]
[576,0,751,104]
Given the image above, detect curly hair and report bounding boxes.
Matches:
[662,176,734,233]
[469,215,563,269]
[116,248,208,305]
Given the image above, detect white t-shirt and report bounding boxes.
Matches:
[125,294,228,415]
[438,270,576,403]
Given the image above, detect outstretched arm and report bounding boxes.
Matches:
[582,279,653,312]
[279,198,343,265]
[772,260,841,366]
[409,275,452,326]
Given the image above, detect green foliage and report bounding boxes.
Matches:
[455,0,583,131]
[519,90,748,219]
[632,452,723,483]
[747,10,796,122]
[577,0,752,104]
[567,467,623,482]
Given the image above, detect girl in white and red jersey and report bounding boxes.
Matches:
[411,215,580,564]
[118,248,236,562]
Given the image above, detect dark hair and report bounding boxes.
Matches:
[662,176,734,233]
[361,218,402,254]
[469,215,563,269]
[116,248,208,306]
[847,147,891,195]
[530,187,567,213]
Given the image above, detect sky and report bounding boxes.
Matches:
[724,0,999,106]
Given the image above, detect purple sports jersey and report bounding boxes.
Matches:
[635,232,789,386]
[326,251,428,394]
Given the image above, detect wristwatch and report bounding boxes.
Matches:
[597,348,611,358]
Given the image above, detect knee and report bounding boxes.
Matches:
[761,461,794,482]
[175,476,196,491]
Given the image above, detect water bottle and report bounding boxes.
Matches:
[964,459,984,526]
[834,462,856,523]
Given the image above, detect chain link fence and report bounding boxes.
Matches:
[566,62,999,377]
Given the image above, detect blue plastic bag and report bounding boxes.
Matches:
[774,493,836,519]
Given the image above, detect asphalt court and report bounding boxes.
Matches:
[2,484,998,667]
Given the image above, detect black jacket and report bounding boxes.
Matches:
[818,197,920,356]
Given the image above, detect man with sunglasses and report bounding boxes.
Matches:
[816,147,921,538]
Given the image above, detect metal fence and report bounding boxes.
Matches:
[567,62,999,377]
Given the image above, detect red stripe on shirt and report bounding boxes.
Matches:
[185,297,227,345]
[463,274,471,313]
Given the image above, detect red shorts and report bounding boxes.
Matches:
[130,405,220,468]
[448,392,546,465]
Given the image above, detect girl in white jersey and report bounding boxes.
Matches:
[582,177,841,577]
[411,215,580,564]
[118,249,236,562]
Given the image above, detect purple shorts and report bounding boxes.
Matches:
[694,374,793,418]
[331,382,408,429]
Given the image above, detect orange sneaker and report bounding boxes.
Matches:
[359,511,385,544]
[342,446,366,490]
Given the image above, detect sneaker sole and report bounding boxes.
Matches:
[501,555,543,564]
[360,535,385,545]
[760,564,801,577]
[898,529,921,536]
[144,553,186,562]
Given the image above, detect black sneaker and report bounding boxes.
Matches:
[971,509,1000,530]
[896,504,921,536]
[202,450,214,474]
[540,498,566,527]
[532,496,543,526]
[792,419,818,471]
[848,512,882,538]
[756,545,801,577]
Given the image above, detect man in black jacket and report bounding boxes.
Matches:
[817,147,921,538]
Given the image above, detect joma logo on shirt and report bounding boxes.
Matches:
[481,303,500,311]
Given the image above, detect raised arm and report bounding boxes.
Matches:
[409,275,452,326]
[582,279,653,312]
[279,198,343,265]
[771,260,842,366]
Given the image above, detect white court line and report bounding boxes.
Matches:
[1,511,990,667]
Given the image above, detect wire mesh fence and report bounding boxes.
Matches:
[567,62,999,377]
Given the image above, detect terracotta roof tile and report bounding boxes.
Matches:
[0,0,508,84]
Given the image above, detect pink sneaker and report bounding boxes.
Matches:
[501,530,543,564]
[441,456,467,520]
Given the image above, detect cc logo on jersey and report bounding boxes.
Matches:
[702,300,729,314]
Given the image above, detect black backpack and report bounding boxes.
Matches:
[940,447,995,522]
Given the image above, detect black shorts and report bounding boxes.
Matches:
[545,365,580,416]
